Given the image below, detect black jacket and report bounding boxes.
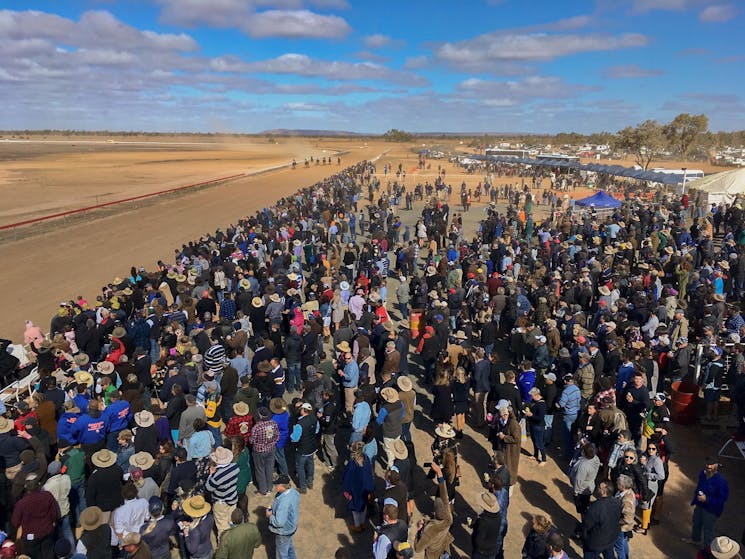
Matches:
[284,333,305,363]
[86,464,124,512]
[582,496,622,551]
[471,510,502,555]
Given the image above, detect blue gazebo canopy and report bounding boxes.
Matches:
[575,191,623,208]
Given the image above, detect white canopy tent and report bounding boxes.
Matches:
[686,168,745,205]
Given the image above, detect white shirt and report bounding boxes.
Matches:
[112,497,149,541]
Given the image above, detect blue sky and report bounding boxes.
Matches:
[0,0,742,134]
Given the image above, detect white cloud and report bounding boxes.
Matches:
[457,75,590,105]
[699,4,738,22]
[436,31,648,71]
[363,34,395,49]
[157,0,351,39]
[243,9,351,38]
[247,53,428,86]
[403,55,429,69]
[604,64,663,78]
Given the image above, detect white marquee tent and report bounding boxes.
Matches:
[686,168,745,205]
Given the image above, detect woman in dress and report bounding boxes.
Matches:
[431,370,454,427]
[452,367,470,439]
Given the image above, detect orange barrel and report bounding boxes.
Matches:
[671,381,699,425]
[410,309,424,339]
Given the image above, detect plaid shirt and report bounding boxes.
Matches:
[249,419,280,453]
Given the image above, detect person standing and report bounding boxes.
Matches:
[614,474,636,559]
[524,387,547,465]
[338,350,360,416]
[289,402,319,494]
[472,348,491,428]
[569,443,601,540]
[43,461,73,545]
[205,446,240,539]
[267,474,300,559]
[341,441,375,533]
[684,458,729,549]
[470,491,502,559]
[318,389,341,471]
[249,407,280,496]
[11,474,60,559]
[557,375,581,460]
[582,481,622,559]
[377,387,404,469]
[215,508,261,559]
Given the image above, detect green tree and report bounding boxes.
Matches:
[663,113,709,157]
[382,128,414,142]
[614,120,665,170]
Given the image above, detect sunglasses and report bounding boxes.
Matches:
[648,447,657,451]
[624,456,636,460]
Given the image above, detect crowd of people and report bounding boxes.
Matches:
[0,156,742,559]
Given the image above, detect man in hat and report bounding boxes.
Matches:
[684,458,729,548]
[471,491,502,559]
[215,508,261,559]
[206,446,241,539]
[121,532,151,559]
[318,389,341,471]
[266,474,300,559]
[377,387,404,469]
[11,474,59,558]
[338,351,360,416]
[86,449,124,522]
[289,402,319,494]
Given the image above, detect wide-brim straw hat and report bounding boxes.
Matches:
[182,495,211,518]
[80,506,105,531]
[477,491,500,514]
[454,330,467,340]
[392,439,409,460]
[112,326,127,338]
[336,341,351,353]
[74,371,94,387]
[381,387,399,403]
[129,451,155,471]
[91,449,117,468]
[97,361,115,374]
[0,417,14,434]
[74,354,90,367]
[710,537,741,559]
[135,410,155,428]
[252,297,263,308]
[233,401,250,416]
[397,376,413,392]
[210,446,233,466]
[435,424,456,439]
[269,293,281,303]
[270,397,287,414]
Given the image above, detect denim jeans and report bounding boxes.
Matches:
[397,303,409,320]
[691,506,717,546]
[286,362,302,393]
[275,533,297,559]
[544,414,554,446]
[562,414,577,459]
[70,480,86,527]
[614,531,629,559]
[57,514,74,545]
[275,446,288,476]
[529,425,546,462]
[295,453,315,489]
[401,422,412,442]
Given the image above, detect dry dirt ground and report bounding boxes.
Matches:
[1,141,742,559]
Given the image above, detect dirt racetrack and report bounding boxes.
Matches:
[0,138,391,336]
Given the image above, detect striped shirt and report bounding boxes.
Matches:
[205,463,240,505]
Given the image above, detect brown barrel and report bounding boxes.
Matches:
[410,309,424,339]
[671,381,699,425]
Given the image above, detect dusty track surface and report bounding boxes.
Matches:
[0,141,386,336]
